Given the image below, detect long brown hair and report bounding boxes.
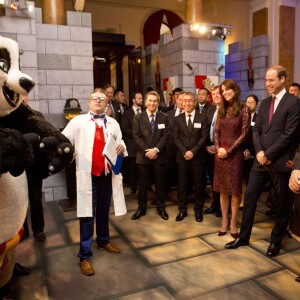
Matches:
[218,79,244,117]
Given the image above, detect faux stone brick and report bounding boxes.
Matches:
[170,51,183,64]
[258,67,268,78]
[240,60,248,71]
[184,50,215,64]
[46,70,93,85]
[241,49,249,60]
[17,34,37,51]
[39,85,60,100]
[228,71,241,81]
[228,41,244,53]
[79,100,89,113]
[71,56,93,70]
[250,35,268,48]
[27,100,40,111]
[67,11,82,26]
[20,51,37,68]
[207,64,221,76]
[73,85,94,99]
[61,86,73,99]
[35,7,42,24]
[145,44,158,56]
[43,187,54,202]
[251,46,268,58]
[241,70,248,81]
[230,52,242,62]
[36,39,46,54]
[30,18,36,35]
[198,39,224,52]
[4,6,34,19]
[159,33,172,46]
[70,26,92,42]
[43,172,66,188]
[53,186,68,201]
[36,100,49,114]
[38,54,71,70]
[36,24,57,40]
[44,113,66,128]
[214,52,225,64]
[182,75,197,88]
[48,99,66,114]
[38,70,47,84]
[225,55,230,64]
[81,12,92,27]
[173,23,199,39]
[160,43,172,58]
[0,32,17,40]
[58,25,70,41]
[252,56,268,68]
[196,64,207,75]
[252,78,266,90]
[0,16,31,34]
[225,61,242,73]
[159,55,170,68]
[45,40,92,56]
[177,37,199,51]
[21,67,38,84]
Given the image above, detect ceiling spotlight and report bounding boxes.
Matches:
[0,0,5,5]
[10,3,17,10]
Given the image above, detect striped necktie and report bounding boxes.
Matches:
[150,114,155,133]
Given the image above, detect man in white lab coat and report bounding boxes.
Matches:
[63,89,127,276]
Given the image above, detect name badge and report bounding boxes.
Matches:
[158,124,165,129]
[194,123,202,128]
[251,121,255,127]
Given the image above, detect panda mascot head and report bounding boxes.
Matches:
[0,36,35,290]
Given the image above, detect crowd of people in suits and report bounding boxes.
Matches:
[102,67,300,282]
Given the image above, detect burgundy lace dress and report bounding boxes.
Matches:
[213,105,251,195]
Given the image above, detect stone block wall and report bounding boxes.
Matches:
[0,4,94,202]
[225,35,269,102]
[143,23,225,95]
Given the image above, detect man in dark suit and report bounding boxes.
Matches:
[114,89,129,115]
[225,65,300,257]
[173,92,209,222]
[103,84,122,123]
[203,86,222,217]
[166,91,185,190]
[197,87,210,114]
[121,92,143,194]
[132,91,170,220]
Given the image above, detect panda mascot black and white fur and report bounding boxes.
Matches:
[0,36,73,292]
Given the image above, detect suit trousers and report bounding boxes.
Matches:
[128,157,138,191]
[78,172,112,261]
[239,165,292,244]
[28,178,44,234]
[137,163,166,211]
[177,161,206,212]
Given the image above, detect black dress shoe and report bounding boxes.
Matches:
[195,212,203,222]
[215,210,222,217]
[175,211,187,221]
[158,209,169,220]
[295,276,300,282]
[34,231,46,242]
[13,263,30,276]
[266,242,281,257]
[203,207,216,214]
[131,209,146,220]
[225,238,249,249]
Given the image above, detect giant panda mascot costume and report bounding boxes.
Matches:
[0,36,73,294]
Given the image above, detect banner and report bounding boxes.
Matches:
[163,76,178,107]
[195,75,219,104]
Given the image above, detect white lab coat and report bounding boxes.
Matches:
[62,112,127,217]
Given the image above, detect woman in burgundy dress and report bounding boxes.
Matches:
[214,79,251,237]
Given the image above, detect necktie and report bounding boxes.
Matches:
[91,113,106,119]
[268,96,275,124]
[179,109,182,114]
[188,114,193,133]
[199,106,203,113]
[150,114,155,133]
[136,108,140,114]
[108,103,115,118]
[120,104,124,114]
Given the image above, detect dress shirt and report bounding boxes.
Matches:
[185,110,195,126]
[132,105,141,114]
[272,88,287,112]
[210,106,219,143]
[175,107,183,117]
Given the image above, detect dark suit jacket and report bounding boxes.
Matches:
[196,102,210,114]
[244,112,257,155]
[121,107,136,157]
[253,92,300,172]
[110,100,122,123]
[173,111,209,164]
[133,111,169,164]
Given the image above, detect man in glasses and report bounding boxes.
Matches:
[63,90,127,276]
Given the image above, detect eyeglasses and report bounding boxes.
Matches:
[90,96,106,103]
